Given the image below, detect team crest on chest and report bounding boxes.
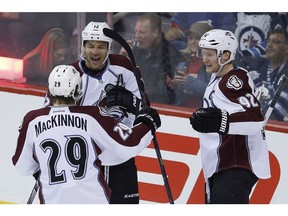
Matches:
[226,75,243,90]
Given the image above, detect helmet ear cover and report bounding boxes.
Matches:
[48,65,82,101]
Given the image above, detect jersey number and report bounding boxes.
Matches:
[113,122,132,141]
[238,93,259,108]
[40,135,88,184]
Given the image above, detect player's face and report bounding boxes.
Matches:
[135,20,159,49]
[201,48,219,73]
[83,40,109,70]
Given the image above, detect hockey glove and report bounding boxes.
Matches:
[189,107,229,134]
[134,108,161,134]
[106,86,141,115]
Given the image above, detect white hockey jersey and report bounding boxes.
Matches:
[44,54,148,166]
[199,67,271,180]
[12,105,153,204]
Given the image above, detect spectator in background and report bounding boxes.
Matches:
[36,12,76,38]
[0,13,76,59]
[165,12,236,50]
[23,28,73,86]
[169,21,213,108]
[232,13,288,122]
[252,29,288,122]
[234,13,288,69]
[132,13,185,105]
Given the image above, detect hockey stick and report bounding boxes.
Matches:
[263,75,288,125]
[103,28,175,204]
[27,180,39,204]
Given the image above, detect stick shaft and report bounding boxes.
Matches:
[27,181,39,204]
[103,28,174,204]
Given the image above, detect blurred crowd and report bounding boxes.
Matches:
[1,12,287,122]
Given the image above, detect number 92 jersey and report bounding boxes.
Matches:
[199,67,271,181]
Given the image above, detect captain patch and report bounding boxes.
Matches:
[226,75,243,90]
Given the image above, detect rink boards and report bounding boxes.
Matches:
[0,91,288,204]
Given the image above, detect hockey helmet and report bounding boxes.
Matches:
[48,65,82,101]
[82,21,112,50]
[199,29,238,63]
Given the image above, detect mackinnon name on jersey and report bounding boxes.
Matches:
[35,114,88,137]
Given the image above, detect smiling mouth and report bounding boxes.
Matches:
[90,56,101,64]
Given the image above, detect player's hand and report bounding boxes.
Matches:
[189,107,229,134]
[134,108,161,134]
[106,86,141,115]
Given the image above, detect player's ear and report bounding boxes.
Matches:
[222,51,231,61]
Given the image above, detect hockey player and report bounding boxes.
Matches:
[189,29,271,204]
[44,21,148,204]
[12,65,161,204]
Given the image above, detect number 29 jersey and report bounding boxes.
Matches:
[12,106,153,204]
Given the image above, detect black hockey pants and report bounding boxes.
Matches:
[101,158,139,204]
[207,168,259,204]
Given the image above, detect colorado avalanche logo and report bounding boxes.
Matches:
[226,75,243,90]
[99,106,127,121]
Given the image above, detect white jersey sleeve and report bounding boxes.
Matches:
[12,105,153,203]
[200,68,270,180]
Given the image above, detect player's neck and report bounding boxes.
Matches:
[216,63,234,77]
[53,99,75,106]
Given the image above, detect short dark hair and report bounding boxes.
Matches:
[137,13,162,33]
[50,95,75,105]
[268,28,288,44]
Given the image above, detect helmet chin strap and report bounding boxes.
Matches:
[215,54,231,76]
[103,50,110,64]
[215,55,224,76]
[79,47,86,61]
